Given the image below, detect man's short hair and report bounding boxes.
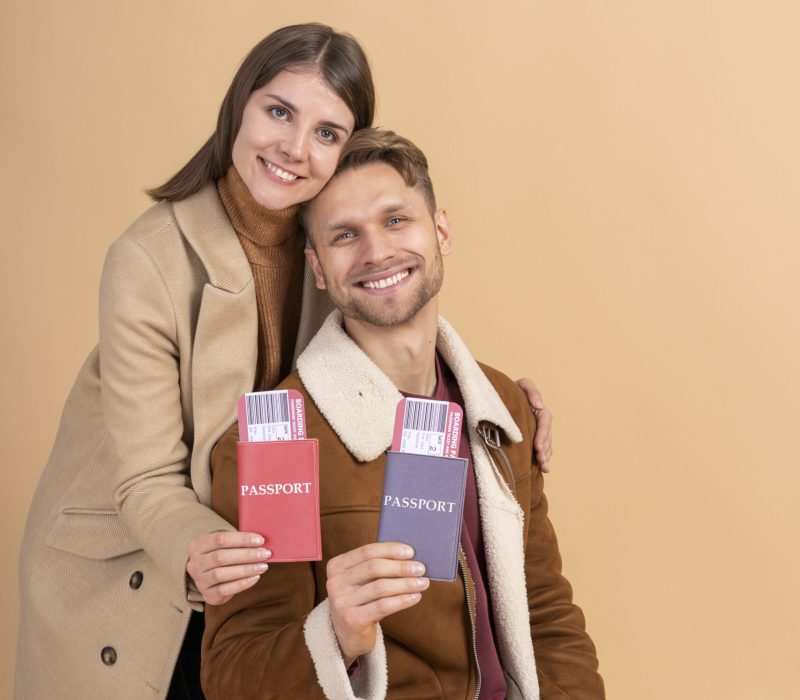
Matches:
[302,128,437,246]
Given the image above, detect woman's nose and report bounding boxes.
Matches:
[280,127,309,162]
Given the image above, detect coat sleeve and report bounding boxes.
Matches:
[201,426,387,700]
[98,237,234,605]
[520,407,606,698]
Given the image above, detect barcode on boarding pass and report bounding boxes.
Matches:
[401,398,448,456]
[246,390,291,442]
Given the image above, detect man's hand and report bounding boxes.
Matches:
[516,377,553,472]
[326,542,429,666]
[187,531,272,605]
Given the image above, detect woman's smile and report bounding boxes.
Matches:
[259,157,302,184]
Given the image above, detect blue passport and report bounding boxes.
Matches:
[377,451,468,581]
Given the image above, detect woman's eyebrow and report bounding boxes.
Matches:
[265,93,349,134]
[264,93,296,111]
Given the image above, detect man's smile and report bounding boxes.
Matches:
[355,267,415,293]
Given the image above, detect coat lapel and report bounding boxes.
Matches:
[173,185,333,504]
[173,187,257,505]
[173,184,253,294]
[190,283,257,505]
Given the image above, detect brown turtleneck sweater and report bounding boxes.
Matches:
[217,166,306,391]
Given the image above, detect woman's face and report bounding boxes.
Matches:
[232,69,356,211]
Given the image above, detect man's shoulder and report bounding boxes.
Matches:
[475,361,534,437]
[475,361,524,405]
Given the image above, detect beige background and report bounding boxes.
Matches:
[2,1,799,697]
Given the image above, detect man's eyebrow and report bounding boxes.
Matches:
[323,200,416,235]
[264,93,350,134]
[380,200,415,214]
[322,217,358,235]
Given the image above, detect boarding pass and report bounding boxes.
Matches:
[391,397,463,458]
[237,389,307,442]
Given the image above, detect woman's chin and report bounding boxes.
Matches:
[248,183,314,211]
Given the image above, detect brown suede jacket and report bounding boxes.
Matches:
[202,312,605,699]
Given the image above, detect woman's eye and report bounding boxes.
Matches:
[319,128,337,143]
[268,106,288,119]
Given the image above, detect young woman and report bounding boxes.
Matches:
[15,23,552,700]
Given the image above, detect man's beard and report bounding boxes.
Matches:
[323,252,444,328]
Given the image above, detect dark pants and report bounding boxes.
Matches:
[167,611,205,700]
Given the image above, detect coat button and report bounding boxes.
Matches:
[129,571,144,589]
[101,647,117,665]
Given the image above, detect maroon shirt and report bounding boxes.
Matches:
[401,355,506,699]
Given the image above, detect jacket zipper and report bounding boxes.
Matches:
[478,424,516,495]
[458,548,482,700]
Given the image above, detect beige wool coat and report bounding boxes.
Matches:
[15,183,331,700]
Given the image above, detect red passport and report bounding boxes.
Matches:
[237,439,322,562]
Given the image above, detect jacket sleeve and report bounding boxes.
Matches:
[98,237,234,605]
[201,427,387,700]
[521,408,606,698]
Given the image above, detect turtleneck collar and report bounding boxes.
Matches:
[217,165,302,267]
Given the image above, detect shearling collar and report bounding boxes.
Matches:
[296,311,522,463]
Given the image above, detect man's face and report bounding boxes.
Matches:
[304,162,453,328]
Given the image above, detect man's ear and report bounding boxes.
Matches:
[434,209,454,256]
[304,246,326,290]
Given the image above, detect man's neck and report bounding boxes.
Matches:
[342,300,439,396]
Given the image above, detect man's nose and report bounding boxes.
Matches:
[362,229,399,266]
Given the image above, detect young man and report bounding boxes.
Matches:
[202,130,604,699]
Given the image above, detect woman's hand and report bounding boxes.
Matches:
[186,531,272,605]
[516,378,553,473]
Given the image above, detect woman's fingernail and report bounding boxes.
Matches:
[255,562,269,573]
[250,535,264,546]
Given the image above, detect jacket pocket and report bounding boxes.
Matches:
[45,507,141,560]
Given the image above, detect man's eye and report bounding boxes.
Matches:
[268,106,288,119]
[334,231,355,242]
[388,217,405,226]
